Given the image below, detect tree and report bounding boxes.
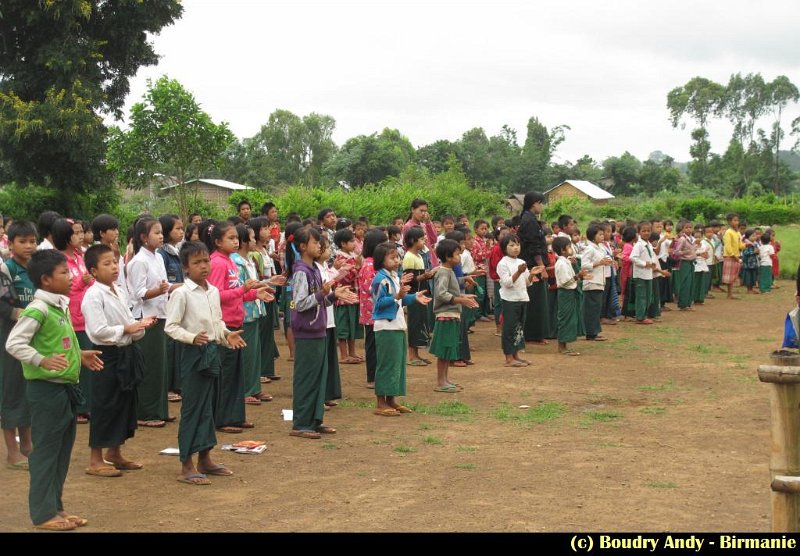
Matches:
[0,1,183,212]
[602,152,642,195]
[107,76,234,219]
[323,128,415,186]
[417,140,460,174]
[765,76,799,192]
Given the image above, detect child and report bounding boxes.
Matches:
[672,219,697,310]
[488,227,509,336]
[288,227,356,438]
[600,222,620,323]
[553,237,590,355]
[709,219,724,292]
[280,221,304,362]
[359,229,390,387]
[333,228,363,364]
[437,215,456,245]
[472,219,492,321]
[80,221,93,253]
[722,213,744,299]
[92,214,127,295]
[353,220,367,256]
[386,225,404,260]
[158,214,185,403]
[204,220,269,433]
[403,226,434,365]
[618,226,637,319]
[165,241,246,485]
[648,232,670,319]
[6,249,103,530]
[759,230,775,293]
[654,219,674,311]
[126,217,172,428]
[316,235,342,407]
[445,230,476,366]
[741,229,760,295]
[497,234,541,366]
[771,228,781,288]
[429,239,479,392]
[0,220,37,470]
[544,229,559,340]
[82,244,156,478]
[581,224,613,338]
[692,226,713,304]
[36,210,60,251]
[371,242,431,416]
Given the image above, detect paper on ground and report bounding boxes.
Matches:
[159,447,180,456]
[281,409,293,421]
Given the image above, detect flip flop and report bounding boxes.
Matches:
[289,429,321,439]
[317,424,336,434]
[244,396,262,406]
[504,361,527,367]
[76,415,89,424]
[164,415,177,423]
[259,376,271,383]
[374,408,401,416]
[268,375,282,381]
[365,382,375,389]
[239,422,255,429]
[420,358,433,364]
[324,401,339,407]
[217,426,243,434]
[452,361,468,367]
[392,405,414,414]
[6,459,28,470]
[108,460,143,471]
[341,357,361,364]
[85,465,123,477]
[560,350,580,356]
[198,464,234,477]
[257,392,273,402]
[408,359,428,366]
[64,515,89,527]
[167,392,182,402]
[34,517,77,531]
[137,420,166,428]
[433,385,458,393]
[177,473,211,485]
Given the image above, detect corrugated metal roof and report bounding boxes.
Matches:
[544,180,614,200]
[161,178,253,191]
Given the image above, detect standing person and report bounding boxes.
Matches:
[600,222,620,324]
[158,214,185,404]
[672,219,697,311]
[53,218,95,424]
[709,219,724,292]
[497,234,541,366]
[770,227,781,287]
[402,226,434,366]
[352,220,367,257]
[488,227,510,337]
[618,226,637,319]
[165,241,246,485]
[554,237,590,356]
[692,226,713,304]
[36,211,60,251]
[126,217,173,428]
[318,208,337,266]
[518,192,550,345]
[741,229,760,295]
[371,242,431,416]
[79,221,93,253]
[402,198,440,267]
[722,213,744,300]
[315,236,342,408]
[333,228,363,364]
[6,249,103,530]
[629,221,659,324]
[92,214,127,296]
[82,244,156,478]
[759,230,775,293]
[287,227,356,439]
[472,219,492,321]
[0,220,37,470]
[580,224,613,338]
[236,200,252,224]
[359,229,389,387]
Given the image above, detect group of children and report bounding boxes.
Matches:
[0,199,783,530]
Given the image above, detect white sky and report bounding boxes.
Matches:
[115,0,800,165]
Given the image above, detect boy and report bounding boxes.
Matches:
[5,249,103,530]
[92,214,127,294]
[722,213,744,299]
[387,225,404,259]
[36,211,60,251]
[437,215,456,245]
[165,241,246,485]
[0,220,38,470]
[429,239,478,391]
[709,219,724,291]
[472,219,492,321]
[629,221,659,324]
[333,228,363,364]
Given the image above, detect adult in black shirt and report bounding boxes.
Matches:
[518,191,551,343]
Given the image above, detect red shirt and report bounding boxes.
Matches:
[472,235,490,265]
[488,244,503,281]
[358,257,376,325]
[65,249,93,332]
[334,252,359,306]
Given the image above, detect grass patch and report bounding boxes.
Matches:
[645,481,679,489]
[423,436,443,445]
[454,463,476,470]
[337,399,375,409]
[456,446,478,452]
[583,410,623,422]
[690,344,714,354]
[640,406,666,415]
[585,393,623,405]
[639,379,677,392]
[407,400,474,417]
[393,445,417,454]
[728,354,750,364]
[492,401,567,424]
[322,443,339,450]
[418,423,433,431]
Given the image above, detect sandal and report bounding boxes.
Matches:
[341,356,361,364]
[374,408,401,417]
[317,424,336,434]
[257,392,273,402]
[392,405,414,414]
[217,426,243,434]
[197,464,234,476]
[420,357,433,364]
[324,401,339,407]
[239,421,255,429]
[85,465,123,478]
[137,419,166,428]
[504,361,527,367]
[63,515,89,527]
[259,376,272,384]
[365,382,375,389]
[168,392,182,402]
[244,396,262,406]
[560,349,580,356]
[433,385,458,393]
[76,415,89,424]
[109,460,143,471]
[164,415,177,423]
[268,375,282,381]
[465,360,475,366]
[34,517,77,531]
[177,473,211,485]
[289,429,321,439]
[408,359,428,366]
[452,360,468,367]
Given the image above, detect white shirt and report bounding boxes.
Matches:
[658,238,672,262]
[316,262,336,329]
[126,247,168,319]
[555,256,578,290]
[630,238,658,280]
[460,248,475,275]
[497,256,530,302]
[81,281,144,346]
[760,243,775,266]
[165,278,230,346]
[37,238,54,251]
[373,271,407,332]
[579,242,606,291]
[694,239,714,272]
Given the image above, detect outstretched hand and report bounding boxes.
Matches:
[415,290,432,305]
[335,286,358,304]
[227,330,247,349]
[81,350,104,372]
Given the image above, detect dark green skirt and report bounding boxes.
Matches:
[546,287,558,339]
[557,288,579,344]
[178,342,219,462]
[693,271,710,303]
[325,327,342,401]
[759,266,773,292]
[0,326,31,429]
[429,319,460,361]
[742,267,758,287]
[242,320,261,398]
[501,300,526,355]
[75,331,93,415]
[583,289,603,339]
[335,304,364,340]
[524,279,550,341]
[375,330,407,396]
[136,320,169,422]
[292,338,328,431]
[89,344,142,448]
[166,336,182,393]
[407,301,430,348]
[674,260,695,308]
[633,278,654,321]
[364,324,377,383]
[216,332,246,428]
[259,309,277,378]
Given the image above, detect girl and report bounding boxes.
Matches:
[279,221,304,362]
[288,227,356,438]
[741,229,760,295]
[203,220,270,433]
[693,226,713,304]
[353,220,367,256]
[158,214,185,403]
[544,228,559,340]
[658,219,675,309]
[316,235,344,407]
[672,219,697,310]
[185,222,200,243]
[80,221,93,253]
[371,242,431,416]
[497,234,542,367]
[554,237,590,356]
[359,229,389,388]
[53,218,95,423]
[580,224,612,340]
[402,226,434,366]
[760,230,775,293]
[618,226,637,320]
[487,227,509,337]
[126,217,172,427]
[333,228,363,364]
[403,198,440,267]
[771,228,781,287]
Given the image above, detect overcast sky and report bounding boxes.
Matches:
[117,0,800,164]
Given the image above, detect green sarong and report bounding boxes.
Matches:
[524,280,550,341]
[546,287,558,339]
[166,336,182,393]
[493,279,502,326]
[634,278,654,321]
[759,266,773,293]
[259,310,277,378]
[458,312,471,361]
[693,271,710,304]
[501,300,526,355]
[292,338,328,431]
[674,260,695,309]
[475,275,490,317]
[583,289,603,338]
[89,344,142,448]
[178,342,219,462]
[429,319,460,361]
[335,304,364,340]
[557,288,579,344]
[648,279,661,319]
[375,330,407,396]
[136,319,169,422]
[325,327,341,401]
[242,320,261,398]
[364,324,377,383]
[216,334,246,428]
[0,326,31,429]
[407,302,430,348]
[75,331,93,415]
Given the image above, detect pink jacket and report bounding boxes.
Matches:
[65,249,93,332]
[209,250,258,328]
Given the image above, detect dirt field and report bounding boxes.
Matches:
[1,282,793,532]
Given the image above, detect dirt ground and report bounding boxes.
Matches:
[0,282,793,532]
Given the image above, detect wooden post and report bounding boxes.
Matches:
[758,351,800,532]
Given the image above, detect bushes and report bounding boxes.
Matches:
[0,183,121,222]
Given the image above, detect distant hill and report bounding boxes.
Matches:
[779,150,800,172]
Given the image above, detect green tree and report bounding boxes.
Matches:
[106,76,234,220]
[765,76,799,192]
[323,128,415,186]
[0,0,183,213]
[417,140,460,174]
[602,152,642,195]
[515,117,569,192]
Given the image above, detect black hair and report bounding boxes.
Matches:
[91,214,119,238]
[664,219,674,227]
[454,224,471,236]
[677,218,692,231]
[180,240,210,268]
[441,214,455,224]
[557,214,574,230]
[261,202,276,216]
[473,219,488,231]
[227,215,242,225]
[185,222,200,242]
[189,212,200,222]
[403,225,425,248]
[435,238,461,262]
[133,216,160,254]
[393,215,404,223]
[159,214,181,244]
[237,199,251,211]
[586,224,602,242]
[709,219,721,227]
[373,242,398,271]
[84,244,113,272]
[523,191,545,210]
[408,198,428,221]
[318,207,335,223]
[363,229,389,259]
[509,215,521,228]
[725,213,739,222]
[743,228,755,240]
[552,236,571,256]
[199,219,234,253]
[650,217,663,224]
[80,220,91,233]
[52,218,78,251]
[336,217,353,231]
[248,217,269,243]
[494,225,511,241]
[457,213,468,221]
[28,249,67,288]
[302,218,316,227]
[235,223,250,245]
[287,226,322,276]
[386,225,401,237]
[762,230,773,243]
[334,228,355,248]
[693,224,704,233]
[7,220,37,242]
[637,220,652,232]
[286,212,301,224]
[445,230,465,243]
[491,215,505,228]
[739,220,748,228]
[356,217,368,225]
[649,232,661,243]
[499,233,520,256]
[551,221,560,230]
[622,226,638,243]
[37,210,61,240]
